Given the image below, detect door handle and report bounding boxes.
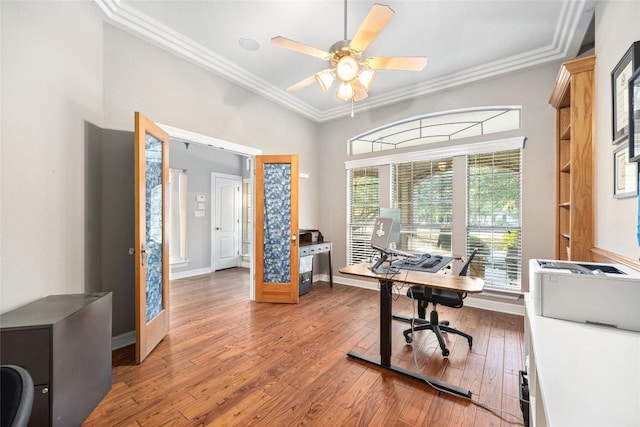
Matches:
[141,244,148,267]
[291,234,297,246]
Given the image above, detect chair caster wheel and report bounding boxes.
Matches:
[404,334,413,344]
[442,349,450,357]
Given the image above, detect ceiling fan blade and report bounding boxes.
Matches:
[287,74,318,92]
[366,56,428,71]
[351,79,369,102]
[349,4,395,53]
[271,36,330,60]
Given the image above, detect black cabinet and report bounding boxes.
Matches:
[0,293,112,426]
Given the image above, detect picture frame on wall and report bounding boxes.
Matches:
[614,142,638,198]
[612,41,640,141]
[629,67,640,161]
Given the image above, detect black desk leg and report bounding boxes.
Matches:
[380,279,393,366]
[347,278,472,399]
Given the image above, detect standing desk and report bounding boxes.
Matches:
[339,262,484,398]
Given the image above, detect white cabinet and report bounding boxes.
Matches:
[524,293,640,426]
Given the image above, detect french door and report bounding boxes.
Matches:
[254,155,299,303]
[134,112,170,363]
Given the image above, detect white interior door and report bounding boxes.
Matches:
[212,173,241,270]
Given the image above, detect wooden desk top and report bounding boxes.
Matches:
[339,262,484,293]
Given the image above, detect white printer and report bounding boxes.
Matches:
[529,259,640,332]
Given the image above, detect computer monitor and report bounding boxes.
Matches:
[370,217,396,273]
[370,217,394,251]
[379,208,400,247]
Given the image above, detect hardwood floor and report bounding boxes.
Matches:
[84,268,526,426]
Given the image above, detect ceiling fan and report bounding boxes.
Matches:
[271,2,427,103]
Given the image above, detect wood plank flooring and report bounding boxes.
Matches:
[84,268,526,426]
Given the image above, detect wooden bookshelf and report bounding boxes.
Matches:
[549,55,595,261]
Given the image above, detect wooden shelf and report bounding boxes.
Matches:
[550,55,595,262]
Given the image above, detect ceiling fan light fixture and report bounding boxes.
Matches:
[358,68,377,91]
[336,55,359,82]
[271,3,427,106]
[315,69,335,93]
[336,82,354,101]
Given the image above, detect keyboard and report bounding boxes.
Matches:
[392,253,453,273]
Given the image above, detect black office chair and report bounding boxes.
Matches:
[403,248,478,357]
[1,365,34,427]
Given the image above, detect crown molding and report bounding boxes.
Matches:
[94,0,590,124]
[94,0,324,121]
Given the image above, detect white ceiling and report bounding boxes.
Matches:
[95,0,594,123]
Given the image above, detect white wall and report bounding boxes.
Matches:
[594,0,640,259]
[1,1,105,312]
[101,25,321,229]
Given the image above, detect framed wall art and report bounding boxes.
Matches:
[614,143,638,198]
[629,67,640,161]
[612,41,640,141]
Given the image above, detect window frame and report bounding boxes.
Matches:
[348,106,522,155]
[345,136,525,291]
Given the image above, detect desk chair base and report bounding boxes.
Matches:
[403,309,473,358]
[392,314,429,324]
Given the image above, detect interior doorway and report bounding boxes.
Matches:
[160,123,261,299]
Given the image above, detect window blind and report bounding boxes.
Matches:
[347,167,380,265]
[467,149,522,289]
[392,158,453,254]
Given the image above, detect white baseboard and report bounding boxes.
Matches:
[334,276,524,316]
[170,267,213,280]
[314,273,331,284]
[464,295,524,316]
[112,330,135,350]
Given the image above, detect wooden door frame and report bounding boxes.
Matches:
[158,123,261,300]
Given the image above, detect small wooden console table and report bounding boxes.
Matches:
[300,241,333,287]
